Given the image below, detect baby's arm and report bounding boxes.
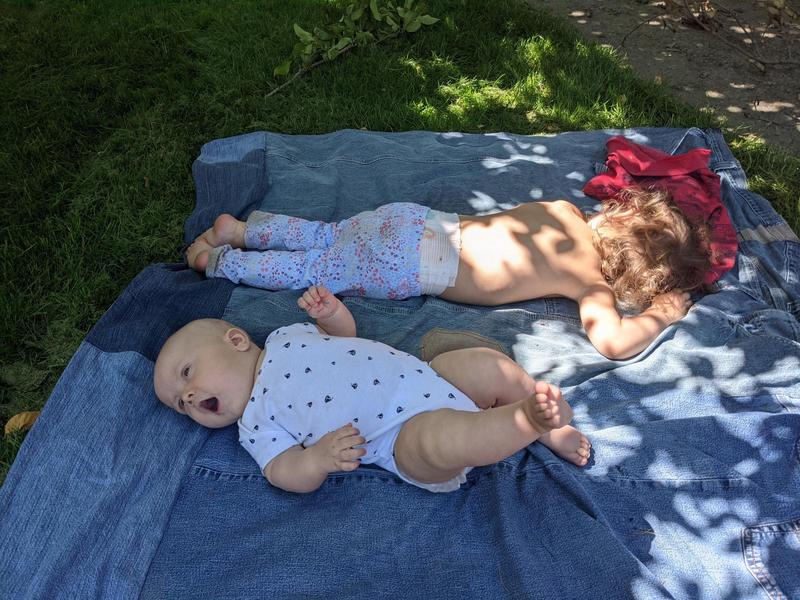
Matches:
[579,285,691,359]
[297,285,356,337]
[263,424,366,493]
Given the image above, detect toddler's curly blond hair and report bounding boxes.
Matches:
[593,186,712,310]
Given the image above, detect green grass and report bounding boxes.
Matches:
[1,0,798,484]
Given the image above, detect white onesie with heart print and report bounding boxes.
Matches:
[238,322,479,492]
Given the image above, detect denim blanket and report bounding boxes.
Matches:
[2,128,799,600]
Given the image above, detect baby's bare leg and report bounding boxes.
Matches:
[429,347,590,467]
[429,347,539,409]
[394,384,569,485]
[186,214,246,272]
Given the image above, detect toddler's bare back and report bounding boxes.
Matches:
[440,200,602,306]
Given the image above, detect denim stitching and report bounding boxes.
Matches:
[190,457,556,485]
[266,152,490,168]
[742,517,800,600]
[190,465,264,482]
[670,127,706,155]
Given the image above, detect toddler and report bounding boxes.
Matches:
[153,286,591,494]
[186,187,712,360]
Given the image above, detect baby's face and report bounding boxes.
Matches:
[154,320,259,428]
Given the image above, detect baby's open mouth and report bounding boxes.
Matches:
[200,397,219,412]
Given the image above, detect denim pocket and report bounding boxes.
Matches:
[742,517,800,600]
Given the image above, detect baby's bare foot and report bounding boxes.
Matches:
[522,381,573,434]
[539,426,592,467]
[185,214,246,272]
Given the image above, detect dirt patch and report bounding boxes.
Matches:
[528,0,800,155]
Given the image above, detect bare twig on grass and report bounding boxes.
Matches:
[619,14,662,48]
[266,48,353,99]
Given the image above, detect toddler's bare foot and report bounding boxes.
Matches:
[522,381,573,434]
[185,214,246,272]
[185,237,213,272]
[207,214,246,248]
[539,426,592,467]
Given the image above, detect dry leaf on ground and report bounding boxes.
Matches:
[5,411,40,436]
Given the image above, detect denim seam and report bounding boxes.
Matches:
[733,328,800,351]
[189,458,558,484]
[591,475,749,484]
[342,296,584,323]
[265,152,490,168]
[741,517,800,600]
[707,129,742,169]
[742,534,782,600]
[725,175,779,227]
[190,465,264,482]
[341,297,431,315]
[342,297,581,322]
[669,127,707,155]
[771,395,797,414]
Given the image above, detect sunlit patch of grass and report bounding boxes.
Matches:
[729,134,800,232]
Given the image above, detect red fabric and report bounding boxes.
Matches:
[583,136,738,285]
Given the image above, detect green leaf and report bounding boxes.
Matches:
[370,0,382,20]
[293,23,314,43]
[273,60,292,77]
[313,27,332,41]
[333,37,352,51]
[405,17,421,32]
[271,0,439,97]
[292,41,306,57]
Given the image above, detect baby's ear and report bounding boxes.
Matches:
[224,327,251,351]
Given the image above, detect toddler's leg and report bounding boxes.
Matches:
[186,212,336,272]
[245,211,336,251]
[186,215,246,272]
[205,245,311,290]
[429,348,590,466]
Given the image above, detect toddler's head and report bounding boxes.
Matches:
[154,318,262,428]
[593,186,712,310]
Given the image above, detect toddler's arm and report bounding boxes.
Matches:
[579,285,691,359]
[263,424,366,493]
[297,285,356,337]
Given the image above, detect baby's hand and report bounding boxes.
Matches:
[648,291,692,324]
[309,423,366,473]
[298,285,342,320]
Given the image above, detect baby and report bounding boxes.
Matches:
[185,188,711,360]
[153,286,591,494]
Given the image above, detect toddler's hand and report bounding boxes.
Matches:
[648,290,692,324]
[310,423,366,473]
[298,285,342,320]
